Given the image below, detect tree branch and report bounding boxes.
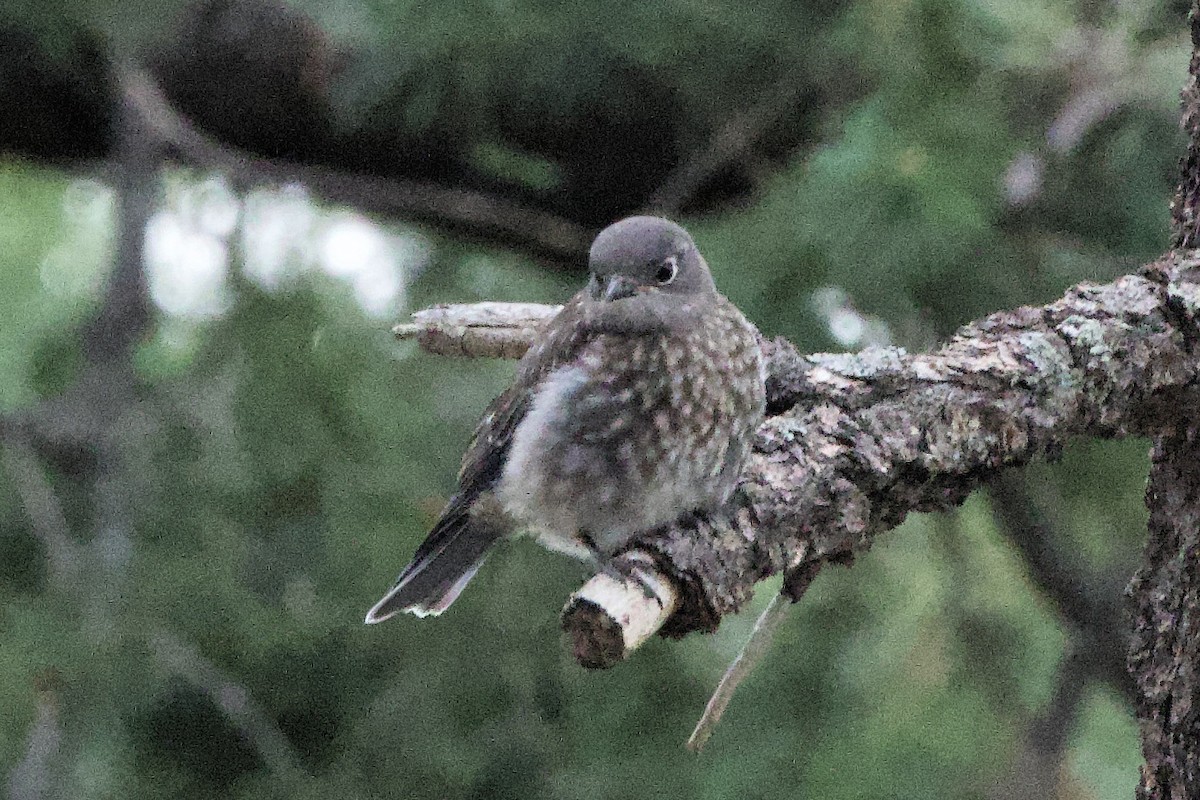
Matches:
[560,551,680,669]
[986,642,1092,800]
[393,302,563,358]
[0,429,81,592]
[0,58,162,790]
[6,687,62,800]
[82,68,156,368]
[116,65,593,265]
[1121,4,1200,794]
[393,258,1200,667]
[1129,427,1200,799]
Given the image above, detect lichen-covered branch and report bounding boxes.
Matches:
[395,258,1200,667]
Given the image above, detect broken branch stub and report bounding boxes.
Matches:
[393,302,561,358]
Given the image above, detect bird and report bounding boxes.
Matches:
[365,215,766,622]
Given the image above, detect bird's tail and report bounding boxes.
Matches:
[364,506,502,623]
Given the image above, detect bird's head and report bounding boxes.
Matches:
[586,216,716,302]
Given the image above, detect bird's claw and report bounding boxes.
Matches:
[600,557,663,607]
[580,532,664,608]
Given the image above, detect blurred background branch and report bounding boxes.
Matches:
[0,430,80,592]
[986,641,1093,800]
[147,627,309,784]
[6,684,62,800]
[650,64,820,216]
[988,472,1133,700]
[117,66,594,265]
[0,51,289,798]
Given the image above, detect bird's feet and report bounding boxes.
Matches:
[579,531,663,607]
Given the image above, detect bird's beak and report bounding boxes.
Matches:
[603,275,639,302]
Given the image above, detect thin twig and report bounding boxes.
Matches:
[686,591,793,752]
[684,559,821,750]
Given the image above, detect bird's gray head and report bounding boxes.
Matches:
[586,216,716,302]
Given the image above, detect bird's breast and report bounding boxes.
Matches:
[496,310,764,555]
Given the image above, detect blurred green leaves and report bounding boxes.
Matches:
[0,0,1182,794]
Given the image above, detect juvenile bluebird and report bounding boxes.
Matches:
[365,216,766,622]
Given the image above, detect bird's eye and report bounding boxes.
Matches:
[655,256,678,285]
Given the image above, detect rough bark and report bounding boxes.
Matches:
[395,260,1200,658]
[1129,430,1200,799]
[1122,3,1200,794]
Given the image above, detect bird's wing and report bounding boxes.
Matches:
[393,290,673,587]
[394,294,592,581]
[384,291,686,597]
[457,290,676,502]
[456,293,589,497]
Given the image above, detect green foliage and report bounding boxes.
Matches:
[0,166,109,410]
[0,0,1182,794]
